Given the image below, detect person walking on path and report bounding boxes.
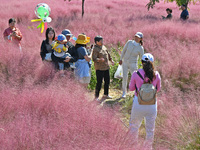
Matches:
[3,18,22,51]
[92,36,114,102]
[40,27,55,61]
[180,4,189,20]
[129,53,161,149]
[119,32,144,98]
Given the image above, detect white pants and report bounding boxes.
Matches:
[122,62,137,94]
[129,96,157,148]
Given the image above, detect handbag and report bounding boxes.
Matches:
[45,53,52,61]
[114,65,123,79]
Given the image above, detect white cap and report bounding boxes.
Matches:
[142,53,154,62]
[135,32,143,38]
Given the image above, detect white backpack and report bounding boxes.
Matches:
[136,71,157,105]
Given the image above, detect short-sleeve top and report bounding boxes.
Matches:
[77,46,88,59]
[3,27,22,46]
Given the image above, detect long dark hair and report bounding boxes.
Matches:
[45,27,55,44]
[142,60,155,82]
[140,38,143,46]
[75,44,86,49]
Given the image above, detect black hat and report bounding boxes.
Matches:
[181,4,186,7]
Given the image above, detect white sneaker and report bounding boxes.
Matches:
[122,92,126,98]
[70,63,76,69]
[103,95,112,99]
[94,97,102,103]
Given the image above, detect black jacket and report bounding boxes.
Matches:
[40,40,53,60]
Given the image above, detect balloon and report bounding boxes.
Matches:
[35,3,51,19]
[72,36,77,41]
[31,3,52,33]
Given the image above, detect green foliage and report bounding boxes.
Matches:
[185,131,200,150]
[88,62,97,90]
[119,95,133,115]
[146,0,200,10]
[166,0,199,6]
[146,0,160,10]
[109,47,122,89]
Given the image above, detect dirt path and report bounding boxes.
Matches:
[88,88,134,128]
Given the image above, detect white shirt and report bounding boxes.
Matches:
[120,40,144,63]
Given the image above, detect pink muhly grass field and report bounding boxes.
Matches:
[0,42,134,149]
[0,71,136,149]
[0,45,140,149]
[155,84,200,149]
[0,0,200,149]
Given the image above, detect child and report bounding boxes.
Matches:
[52,34,71,70]
[92,35,114,102]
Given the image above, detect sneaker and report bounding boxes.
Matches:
[122,92,126,98]
[94,97,100,101]
[103,95,112,99]
[70,63,76,69]
[94,97,103,103]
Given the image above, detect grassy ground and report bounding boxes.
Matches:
[89,85,133,128]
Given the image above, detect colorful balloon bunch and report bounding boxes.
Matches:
[31,3,52,33]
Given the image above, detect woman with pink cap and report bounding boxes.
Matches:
[129,53,161,149]
[119,32,144,98]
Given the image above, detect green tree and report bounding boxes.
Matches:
[64,0,85,17]
[146,0,200,10]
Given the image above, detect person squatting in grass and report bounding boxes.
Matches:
[51,34,72,74]
[92,36,115,102]
[119,32,144,98]
[40,27,55,62]
[74,34,93,88]
[129,53,161,149]
[3,18,23,52]
[162,8,172,20]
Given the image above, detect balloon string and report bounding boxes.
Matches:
[44,22,48,30]
[41,22,44,33]
[37,22,42,29]
[31,19,42,22]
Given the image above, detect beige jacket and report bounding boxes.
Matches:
[92,45,112,71]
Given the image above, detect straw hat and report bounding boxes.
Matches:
[75,34,90,45]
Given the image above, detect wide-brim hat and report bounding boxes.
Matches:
[75,34,90,45]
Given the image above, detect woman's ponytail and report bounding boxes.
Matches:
[142,60,155,82]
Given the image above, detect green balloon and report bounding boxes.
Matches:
[35,3,51,19]
[37,7,49,18]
